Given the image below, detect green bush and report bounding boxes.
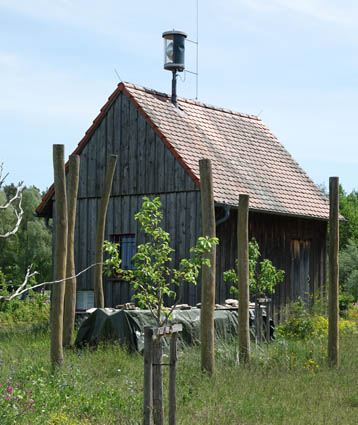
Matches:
[276,300,314,340]
[0,290,50,330]
[339,293,355,316]
[277,299,358,340]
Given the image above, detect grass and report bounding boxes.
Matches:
[1,324,358,424]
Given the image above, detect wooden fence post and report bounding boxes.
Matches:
[328,176,339,367]
[94,154,118,308]
[199,158,216,375]
[238,194,250,362]
[169,333,178,425]
[144,326,153,425]
[51,144,68,367]
[63,155,80,347]
[152,338,164,425]
[266,300,271,343]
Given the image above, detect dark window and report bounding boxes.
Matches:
[111,234,136,270]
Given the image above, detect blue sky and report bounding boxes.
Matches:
[0,0,357,193]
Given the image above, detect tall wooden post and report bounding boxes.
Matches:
[51,145,68,367]
[238,194,250,362]
[94,154,118,308]
[199,158,216,375]
[143,326,153,425]
[169,333,178,425]
[152,339,164,425]
[63,155,80,347]
[328,176,339,367]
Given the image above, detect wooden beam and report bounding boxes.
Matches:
[199,158,216,375]
[51,145,68,367]
[238,194,250,362]
[328,176,339,367]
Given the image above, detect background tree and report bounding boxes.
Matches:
[0,186,51,290]
[339,186,358,250]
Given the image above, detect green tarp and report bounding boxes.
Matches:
[75,308,256,352]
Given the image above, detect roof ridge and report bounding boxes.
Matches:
[122,81,261,121]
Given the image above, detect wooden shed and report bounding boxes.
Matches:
[36,82,330,314]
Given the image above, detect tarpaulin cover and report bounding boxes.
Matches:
[75,308,256,352]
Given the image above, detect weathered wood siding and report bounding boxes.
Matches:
[215,208,327,318]
[70,91,201,307]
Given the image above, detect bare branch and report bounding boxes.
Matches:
[0,262,102,301]
[0,181,24,239]
[0,163,9,188]
[0,182,24,210]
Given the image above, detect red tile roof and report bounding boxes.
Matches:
[36,82,330,220]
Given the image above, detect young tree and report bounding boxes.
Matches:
[104,196,218,326]
[224,239,285,299]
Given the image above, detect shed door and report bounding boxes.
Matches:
[290,240,311,302]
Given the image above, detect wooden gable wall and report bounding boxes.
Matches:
[66,91,202,307]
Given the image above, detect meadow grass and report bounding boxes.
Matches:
[1,325,358,424]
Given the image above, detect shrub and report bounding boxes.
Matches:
[0,290,50,330]
[339,293,355,316]
[276,299,358,340]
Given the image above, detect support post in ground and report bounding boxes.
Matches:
[328,176,339,368]
[238,194,250,362]
[144,326,153,425]
[169,333,178,425]
[199,158,216,375]
[51,144,68,367]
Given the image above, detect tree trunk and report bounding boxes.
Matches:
[94,154,118,308]
[328,176,339,367]
[51,145,68,367]
[199,158,216,375]
[238,194,250,362]
[63,155,80,347]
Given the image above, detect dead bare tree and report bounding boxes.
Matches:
[0,164,24,239]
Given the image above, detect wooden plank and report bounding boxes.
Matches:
[113,196,121,234]
[78,199,88,290]
[156,136,166,193]
[78,143,89,198]
[128,102,138,194]
[187,191,197,305]
[137,115,146,194]
[88,126,98,197]
[87,198,97,290]
[153,324,183,336]
[163,148,175,192]
[96,118,107,197]
[121,95,130,195]
[106,102,114,156]
[112,94,122,196]
[167,193,177,275]
[177,192,186,304]
[146,123,156,193]
[174,161,186,192]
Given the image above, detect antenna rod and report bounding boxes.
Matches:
[171,70,178,106]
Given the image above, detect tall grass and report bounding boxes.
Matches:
[1,322,358,424]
